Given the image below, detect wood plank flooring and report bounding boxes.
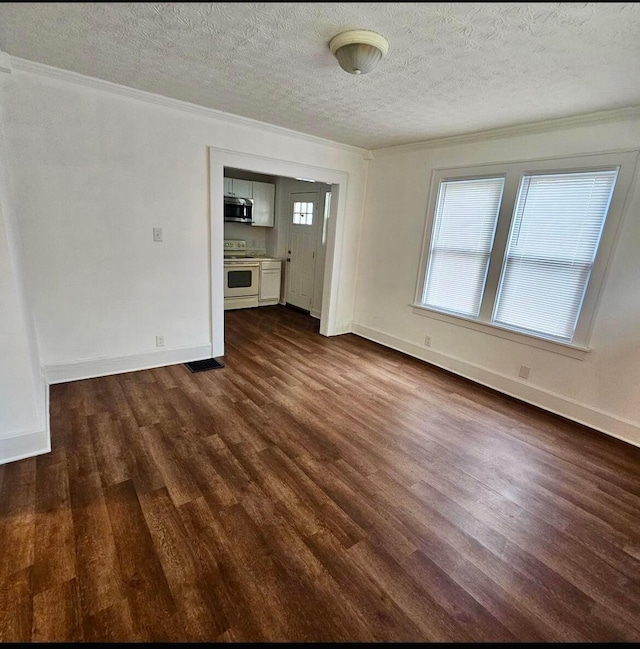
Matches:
[1,304,640,641]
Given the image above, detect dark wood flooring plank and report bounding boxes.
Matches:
[138,487,229,640]
[248,513,377,642]
[67,469,123,617]
[140,422,202,506]
[347,539,473,641]
[31,578,82,642]
[82,599,139,642]
[304,529,426,642]
[190,501,292,641]
[0,458,36,580]
[0,568,33,642]
[177,497,256,640]
[296,454,418,560]
[104,479,181,641]
[32,451,75,593]
[116,416,166,495]
[259,445,365,548]
[118,374,177,428]
[88,413,130,488]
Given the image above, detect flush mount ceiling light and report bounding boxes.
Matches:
[329,29,389,75]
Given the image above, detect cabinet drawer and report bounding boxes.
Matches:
[260,260,281,270]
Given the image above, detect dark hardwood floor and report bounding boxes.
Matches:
[1,305,640,642]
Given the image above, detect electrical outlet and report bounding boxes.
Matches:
[153,227,163,242]
[156,335,165,347]
[424,335,432,347]
[519,365,530,380]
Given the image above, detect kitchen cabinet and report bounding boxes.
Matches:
[259,259,281,304]
[224,178,253,199]
[251,181,275,227]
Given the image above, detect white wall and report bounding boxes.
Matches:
[3,62,368,390]
[0,71,48,463]
[354,118,640,446]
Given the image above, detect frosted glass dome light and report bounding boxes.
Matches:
[329,30,389,75]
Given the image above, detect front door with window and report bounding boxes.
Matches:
[286,192,319,311]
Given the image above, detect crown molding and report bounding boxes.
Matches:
[373,105,640,157]
[9,56,371,158]
[11,56,640,160]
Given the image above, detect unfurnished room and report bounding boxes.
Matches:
[0,2,639,643]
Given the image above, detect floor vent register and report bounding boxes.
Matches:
[185,358,225,373]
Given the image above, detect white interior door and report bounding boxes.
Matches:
[286,192,318,311]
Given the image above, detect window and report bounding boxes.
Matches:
[293,201,314,226]
[423,177,504,318]
[415,152,637,353]
[493,170,617,340]
[322,191,332,245]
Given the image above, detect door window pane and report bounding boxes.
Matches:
[293,201,314,226]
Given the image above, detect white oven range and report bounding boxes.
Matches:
[223,240,260,310]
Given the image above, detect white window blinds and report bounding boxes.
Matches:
[493,169,618,341]
[423,177,504,317]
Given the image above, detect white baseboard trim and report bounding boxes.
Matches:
[44,344,212,384]
[310,309,321,319]
[0,382,51,465]
[0,428,50,465]
[352,323,640,448]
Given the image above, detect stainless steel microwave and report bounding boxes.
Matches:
[224,196,253,223]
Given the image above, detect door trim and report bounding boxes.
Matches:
[208,147,349,357]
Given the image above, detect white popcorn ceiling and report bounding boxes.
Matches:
[0,2,639,149]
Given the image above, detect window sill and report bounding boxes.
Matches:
[411,304,590,360]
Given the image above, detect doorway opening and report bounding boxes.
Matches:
[209,147,346,359]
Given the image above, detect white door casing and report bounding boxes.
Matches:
[210,148,352,358]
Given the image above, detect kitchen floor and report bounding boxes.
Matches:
[1,305,639,641]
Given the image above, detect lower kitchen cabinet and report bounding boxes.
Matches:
[259,260,281,304]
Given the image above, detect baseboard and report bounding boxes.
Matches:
[0,382,51,465]
[310,309,321,319]
[352,323,640,448]
[0,428,50,465]
[44,344,212,384]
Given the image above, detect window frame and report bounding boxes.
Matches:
[413,150,639,359]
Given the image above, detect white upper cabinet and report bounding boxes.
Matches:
[251,181,276,227]
[224,178,253,199]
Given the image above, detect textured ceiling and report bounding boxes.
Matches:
[1,2,639,149]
